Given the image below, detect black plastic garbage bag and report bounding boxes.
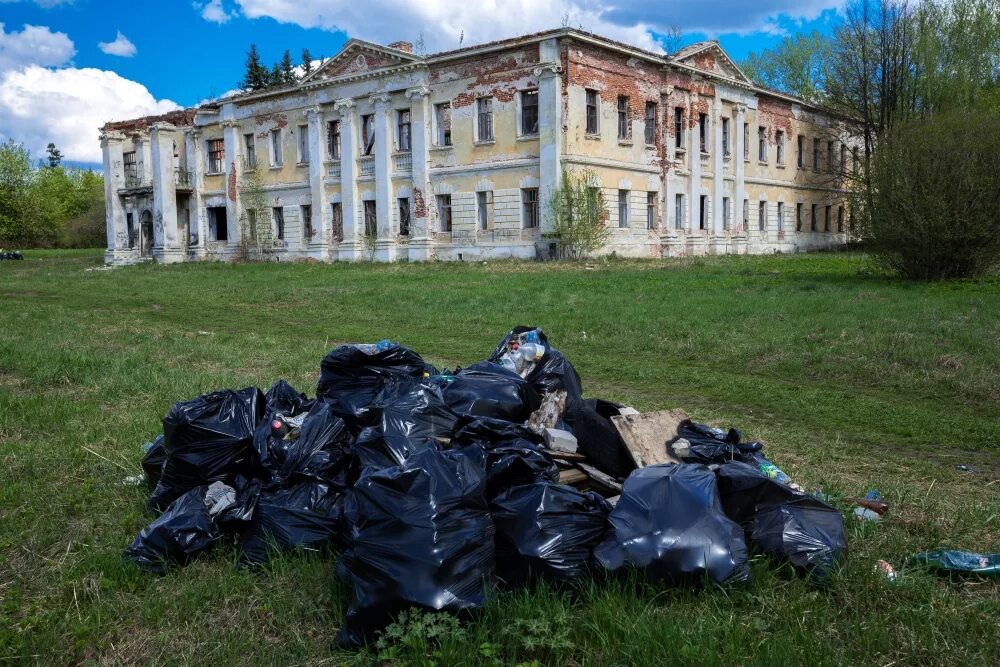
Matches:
[452,417,558,498]
[353,379,458,471]
[316,343,434,423]
[125,477,259,574]
[253,401,355,487]
[438,362,540,422]
[715,462,847,576]
[674,419,763,465]
[489,326,584,406]
[571,399,636,479]
[149,387,265,512]
[336,447,494,648]
[264,379,313,416]
[491,482,610,585]
[141,435,167,487]
[239,479,346,566]
[594,464,750,586]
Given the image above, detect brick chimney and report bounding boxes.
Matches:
[388,40,414,54]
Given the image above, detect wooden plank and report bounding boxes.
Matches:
[548,450,587,462]
[610,409,689,468]
[558,469,588,486]
[577,462,623,493]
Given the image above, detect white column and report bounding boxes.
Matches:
[536,42,562,243]
[735,104,747,237]
[185,128,208,259]
[406,85,433,261]
[370,92,395,261]
[100,131,129,263]
[222,120,242,246]
[136,132,152,186]
[712,96,725,238]
[335,98,361,260]
[306,106,329,258]
[688,94,701,232]
[151,122,182,262]
[660,86,675,242]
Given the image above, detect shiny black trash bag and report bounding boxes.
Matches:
[439,361,541,422]
[452,416,558,499]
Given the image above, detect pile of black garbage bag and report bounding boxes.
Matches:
[126,327,847,648]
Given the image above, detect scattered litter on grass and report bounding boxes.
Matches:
[955,464,978,473]
[84,264,115,272]
[908,550,999,576]
[875,559,898,582]
[122,326,854,648]
[0,250,24,261]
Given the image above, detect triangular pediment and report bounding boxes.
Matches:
[671,42,753,84]
[304,39,422,83]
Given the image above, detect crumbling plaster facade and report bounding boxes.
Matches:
[100,29,853,265]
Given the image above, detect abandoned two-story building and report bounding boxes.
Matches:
[100,28,855,264]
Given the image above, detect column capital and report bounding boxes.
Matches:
[334,97,355,116]
[220,120,240,130]
[735,104,748,115]
[405,85,430,100]
[533,63,562,79]
[184,127,202,139]
[100,130,126,145]
[304,106,324,120]
[369,92,392,108]
[661,85,675,97]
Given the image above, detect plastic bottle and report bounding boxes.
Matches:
[520,343,544,361]
[524,330,541,344]
[746,452,795,487]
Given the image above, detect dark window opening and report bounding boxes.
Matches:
[644,102,656,145]
[327,120,340,159]
[436,194,452,232]
[363,200,377,237]
[398,197,410,235]
[208,206,228,241]
[301,204,312,241]
[273,206,284,240]
[331,202,343,241]
[521,90,539,135]
[586,89,599,134]
[435,103,452,146]
[522,188,539,229]
[674,107,684,149]
[617,96,630,140]
[361,115,375,156]
[398,110,411,152]
[699,113,708,153]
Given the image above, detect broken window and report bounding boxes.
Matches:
[646,192,657,230]
[298,125,309,164]
[398,110,411,152]
[699,113,709,153]
[434,103,452,146]
[208,206,227,241]
[797,135,805,168]
[361,114,375,156]
[811,203,818,231]
[522,188,539,229]
[301,204,312,241]
[675,194,684,229]
[398,197,410,235]
[436,194,452,232]
[776,130,785,165]
[699,195,707,230]
[521,90,538,136]
[271,129,283,167]
[796,203,804,231]
[617,96,630,140]
[126,212,135,247]
[813,138,820,170]
[674,107,684,149]
[477,97,494,142]
[722,196,730,230]
[363,200,377,237]
[777,201,785,231]
[618,189,629,228]
[327,120,341,159]
[758,126,767,162]
[586,89,599,135]
[838,204,845,232]
[644,102,656,145]
[722,118,730,155]
[824,204,832,232]
[758,200,767,231]
[244,133,256,169]
[207,139,224,174]
[123,151,138,183]
[273,206,284,240]
[330,202,343,241]
[477,190,493,230]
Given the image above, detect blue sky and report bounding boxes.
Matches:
[0,0,842,165]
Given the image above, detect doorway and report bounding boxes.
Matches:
[139,210,153,257]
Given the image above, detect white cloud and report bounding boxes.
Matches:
[0,0,75,7]
[0,22,75,71]
[98,31,137,58]
[230,0,843,52]
[199,0,234,24]
[0,65,180,163]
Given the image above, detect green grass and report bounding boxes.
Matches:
[1,250,997,665]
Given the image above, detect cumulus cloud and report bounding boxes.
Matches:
[230,0,843,51]
[199,0,234,24]
[0,65,181,163]
[98,31,137,57]
[0,22,75,71]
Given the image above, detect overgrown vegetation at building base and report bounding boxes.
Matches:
[0,252,996,664]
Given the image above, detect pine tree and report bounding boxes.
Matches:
[301,48,313,76]
[270,63,282,87]
[240,43,269,92]
[280,50,296,84]
[45,143,62,169]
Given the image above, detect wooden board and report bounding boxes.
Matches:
[610,409,689,468]
[577,462,623,493]
[558,468,588,486]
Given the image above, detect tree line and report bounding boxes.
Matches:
[240,45,316,93]
[741,0,1000,278]
[0,141,106,249]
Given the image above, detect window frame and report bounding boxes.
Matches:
[301,204,312,241]
[674,107,684,150]
[327,120,341,159]
[758,126,767,163]
[585,89,600,135]
[644,102,657,145]
[436,194,452,232]
[646,191,657,230]
[434,102,452,147]
[522,187,539,229]
[397,109,412,152]
[722,196,730,231]
[363,200,377,237]
[618,189,630,228]
[699,195,708,230]
[360,114,375,156]
[674,193,684,229]
[722,118,730,156]
[797,134,805,168]
[758,200,767,232]
[796,202,804,231]
[776,130,785,165]
[699,113,709,153]
[520,89,539,137]
[330,202,343,241]
[477,190,494,230]
[777,201,785,231]
[273,206,285,240]
[270,129,283,167]
[207,139,225,174]
[743,123,750,160]
[244,133,256,169]
[617,96,630,141]
[297,125,309,164]
[398,197,411,235]
[476,97,494,143]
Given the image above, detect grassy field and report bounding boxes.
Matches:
[1,249,997,665]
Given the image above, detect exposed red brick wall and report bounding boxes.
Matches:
[103,108,197,133]
[756,95,793,142]
[430,48,539,108]
[254,112,288,139]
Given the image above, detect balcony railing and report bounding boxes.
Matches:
[123,172,146,189]
[175,170,193,188]
[358,155,375,177]
[326,161,341,179]
[393,152,412,174]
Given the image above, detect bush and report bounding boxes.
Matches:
[546,168,611,260]
[857,112,1000,279]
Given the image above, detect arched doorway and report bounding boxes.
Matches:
[139,210,153,257]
